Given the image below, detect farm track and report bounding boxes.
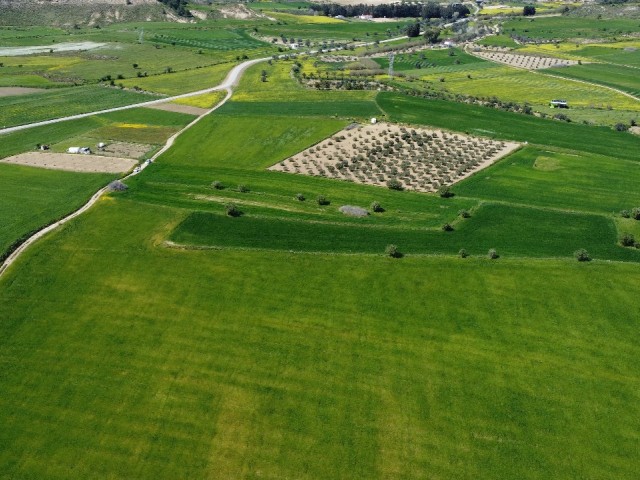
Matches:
[0,58,254,278]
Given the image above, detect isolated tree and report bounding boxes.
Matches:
[574,249,591,262]
[225,203,242,217]
[295,193,305,201]
[523,5,536,16]
[385,244,402,258]
[386,178,404,191]
[406,23,421,38]
[260,70,268,82]
[423,27,441,44]
[620,233,635,247]
[317,195,330,205]
[487,248,499,259]
[459,248,468,258]
[371,201,384,212]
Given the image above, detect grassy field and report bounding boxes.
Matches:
[503,16,640,40]
[544,63,640,98]
[0,164,113,258]
[377,92,640,161]
[373,48,486,72]
[0,86,159,128]
[171,91,228,109]
[3,14,640,479]
[120,63,232,95]
[454,146,640,214]
[475,34,520,49]
[416,63,639,111]
[1,198,640,479]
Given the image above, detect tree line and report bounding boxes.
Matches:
[309,2,470,20]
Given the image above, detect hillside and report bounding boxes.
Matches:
[0,0,183,26]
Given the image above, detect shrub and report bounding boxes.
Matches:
[458,209,470,218]
[620,233,635,247]
[574,248,591,262]
[237,184,250,193]
[225,203,242,217]
[459,248,468,258]
[438,186,454,198]
[620,209,630,218]
[614,123,629,132]
[442,223,454,232]
[211,181,224,190]
[295,193,305,201]
[386,179,404,191]
[385,244,402,258]
[317,195,330,205]
[633,208,640,220]
[487,248,499,259]
[371,201,384,212]
[523,5,536,15]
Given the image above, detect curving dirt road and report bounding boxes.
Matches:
[0,69,240,277]
[0,57,269,136]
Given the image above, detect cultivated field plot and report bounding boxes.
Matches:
[472,50,579,69]
[1,152,136,173]
[270,123,520,192]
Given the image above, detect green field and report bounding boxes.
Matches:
[504,16,640,40]
[121,63,232,95]
[1,195,640,479]
[377,92,640,161]
[0,164,113,258]
[416,63,639,111]
[0,86,159,128]
[544,63,640,98]
[373,48,486,72]
[3,10,640,479]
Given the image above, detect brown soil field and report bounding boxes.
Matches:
[270,122,520,193]
[145,102,207,116]
[97,141,153,159]
[0,87,46,97]
[1,151,136,173]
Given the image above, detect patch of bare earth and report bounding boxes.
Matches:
[98,141,153,159]
[146,103,207,116]
[1,152,136,173]
[472,49,579,69]
[270,123,520,193]
[0,87,46,97]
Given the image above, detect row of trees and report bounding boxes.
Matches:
[309,2,470,20]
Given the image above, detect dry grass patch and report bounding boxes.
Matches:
[1,151,136,173]
[145,102,207,116]
[269,122,520,192]
[0,87,46,97]
[472,50,579,70]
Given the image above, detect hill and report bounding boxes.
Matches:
[0,0,185,26]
